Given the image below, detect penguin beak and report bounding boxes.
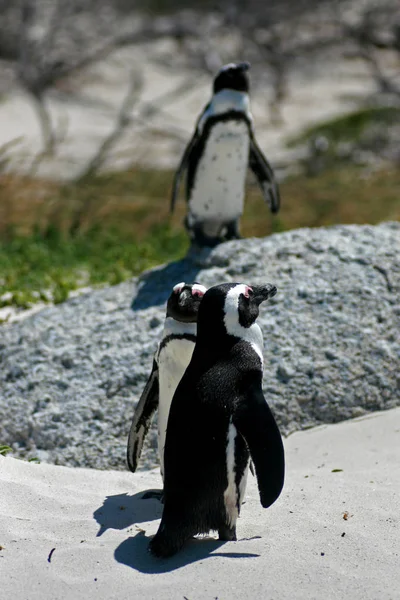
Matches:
[252,284,277,305]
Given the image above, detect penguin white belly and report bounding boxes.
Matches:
[189,120,250,229]
[223,420,250,526]
[157,337,195,479]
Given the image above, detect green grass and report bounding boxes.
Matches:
[0,445,40,462]
[0,163,399,313]
[0,445,12,456]
[0,225,188,309]
[286,106,400,147]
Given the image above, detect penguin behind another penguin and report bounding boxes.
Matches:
[127,282,207,486]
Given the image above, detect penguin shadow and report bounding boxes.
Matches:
[114,533,260,574]
[93,491,163,537]
[131,247,214,311]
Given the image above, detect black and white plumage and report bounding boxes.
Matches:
[127,282,206,481]
[171,62,280,247]
[149,282,285,558]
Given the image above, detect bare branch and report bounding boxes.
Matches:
[337,4,400,100]
[76,70,144,181]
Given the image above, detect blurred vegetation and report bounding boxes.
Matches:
[286,105,400,176]
[1,163,399,315]
[0,444,12,456]
[287,106,400,147]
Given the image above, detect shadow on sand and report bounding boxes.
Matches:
[94,489,259,573]
[93,490,163,537]
[114,532,260,573]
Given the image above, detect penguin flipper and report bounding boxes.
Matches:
[127,358,159,473]
[249,133,281,214]
[170,132,199,214]
[234,385,285,508]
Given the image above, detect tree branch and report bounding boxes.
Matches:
[76,70,144,182]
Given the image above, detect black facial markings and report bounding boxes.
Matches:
[238,293,259,328]
[196,283,237,344]
[213,65,250,94]
[166,284,203,322]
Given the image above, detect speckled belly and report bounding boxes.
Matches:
[189,121,250,226]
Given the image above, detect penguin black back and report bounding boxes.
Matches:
[149,282,285,558]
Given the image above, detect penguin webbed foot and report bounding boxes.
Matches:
[224,220,241,241]
[189,229,240,248]
[141,489,164,503]
[148,527,189,558]
[148,535,176,559]
[190,231,221,248]
[218,524,237,541]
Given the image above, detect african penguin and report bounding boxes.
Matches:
[170,61,281,247]
[127,282,207,486]
[149,282,285,558]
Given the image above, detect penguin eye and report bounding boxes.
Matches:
[192,289,204,298]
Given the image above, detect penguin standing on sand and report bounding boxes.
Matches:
[170,62,280,247]
[149,282,285,558]
[127,282,207,482]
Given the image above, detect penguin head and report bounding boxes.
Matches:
[213,62,250,94]
[166,282,207,323]
[198,282,276,339]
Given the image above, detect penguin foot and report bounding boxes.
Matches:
[218,524,237,541]
[141,489,164,503]
[190,235,221,248]
[224,219,241,241]
[148,532,185,558]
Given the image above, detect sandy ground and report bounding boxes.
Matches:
[0,42,380,180]
[1,408,399,600]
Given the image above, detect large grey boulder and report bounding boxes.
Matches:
[0,222,399,470]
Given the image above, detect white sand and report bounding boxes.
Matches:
[1,408,399,599]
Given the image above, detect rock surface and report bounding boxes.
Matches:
[0,222,399,470]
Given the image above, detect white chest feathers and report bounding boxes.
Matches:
[224,420,250,527]
[198,89,252,132]
[189,119,250,225]
[156,319,197,479]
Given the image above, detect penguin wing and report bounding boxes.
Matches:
[234,382,285,508]
[127,358,159,472]
[170,131,200,214]
[248,132,281,214]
